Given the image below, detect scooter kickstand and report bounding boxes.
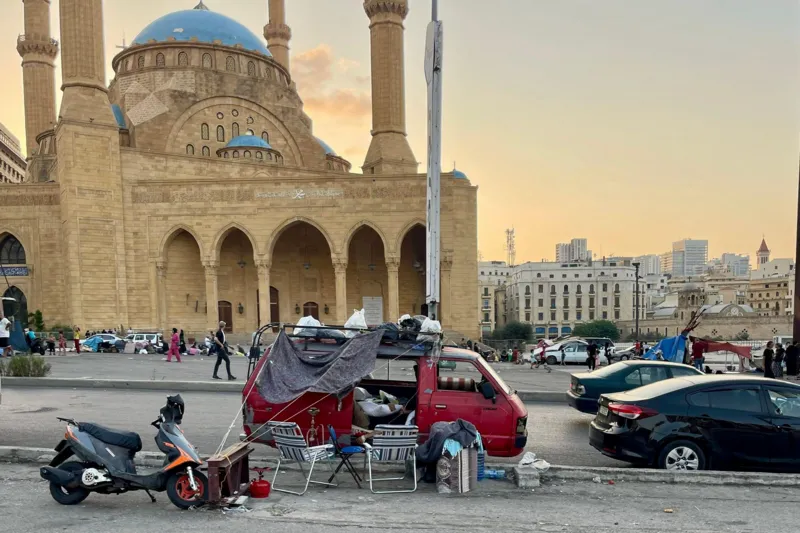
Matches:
[145,489,157,503]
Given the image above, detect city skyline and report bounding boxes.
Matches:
[0,0,797,261]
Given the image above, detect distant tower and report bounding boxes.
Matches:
[757,237,770,266]
[505,228,516,267]
[17,0,59,157]
[362,0,418,175]
[265,0,291,73]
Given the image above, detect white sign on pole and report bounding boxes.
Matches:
[362,297,384,326]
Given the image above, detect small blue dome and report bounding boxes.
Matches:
[133,8,271,56]
[110,104,127,129]
[453,169,468,179]
[315,137,337,156]
[226,135,272,149]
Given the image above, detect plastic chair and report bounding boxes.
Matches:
[268,421,339,496]
[364,425,418,494]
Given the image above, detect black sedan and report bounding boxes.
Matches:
[590,375,800,471]
[567,361,702,414]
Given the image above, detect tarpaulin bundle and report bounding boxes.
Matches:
[700,340,752,359]
[643,334,688,363]
[256,329,382,404]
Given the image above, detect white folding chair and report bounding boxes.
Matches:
[268,421,339,496]
[364,425,419,494]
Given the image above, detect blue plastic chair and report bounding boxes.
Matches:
[327,425,365,488]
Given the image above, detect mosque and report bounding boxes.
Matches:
[3,0,479,338]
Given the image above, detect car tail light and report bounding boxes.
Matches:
[516,417,527,435]
[608,402,658,420]
[573,381,586,395]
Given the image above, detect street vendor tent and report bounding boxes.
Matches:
[256,329,382,404]
[643,334,688,363]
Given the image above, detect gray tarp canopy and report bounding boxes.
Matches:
[256,329,383,404]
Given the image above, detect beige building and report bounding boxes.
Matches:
[478,260,510,335]
[0,123,26,184]
[1,0,479,338]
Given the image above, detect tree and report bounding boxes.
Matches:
[27,310,45,332]
[734,331,750,341]
[492,321,533,342]
[572,320,621,341]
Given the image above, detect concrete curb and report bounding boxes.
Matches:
[0,377,568,401]
[6,446,800,486]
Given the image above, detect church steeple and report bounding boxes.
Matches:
[757,237,770,265]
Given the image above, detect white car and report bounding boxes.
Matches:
[80,333,126,345]
[524,340,609,366]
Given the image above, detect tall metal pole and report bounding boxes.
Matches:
[794,153,800,342]
[425,0,443,321]
[633,262,640,341]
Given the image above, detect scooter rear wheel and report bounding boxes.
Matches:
[48,462,90,505]
[166,470,208,510]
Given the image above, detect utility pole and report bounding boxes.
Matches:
[425,0,443,321]
[633,262,641,342]
[794,153,800,342]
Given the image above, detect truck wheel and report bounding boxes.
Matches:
[48,462,90,505]
[166,470,208,510]
[546,355,558,366]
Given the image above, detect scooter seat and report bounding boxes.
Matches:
[79,422,142,452]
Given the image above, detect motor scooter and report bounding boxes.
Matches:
[40,394,208,509]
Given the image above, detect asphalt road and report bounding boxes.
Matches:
[0,387,625,467]
[0,462,795,533]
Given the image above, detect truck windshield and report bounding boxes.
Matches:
[474,356,513,395]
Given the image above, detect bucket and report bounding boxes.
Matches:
[249,479,271,498]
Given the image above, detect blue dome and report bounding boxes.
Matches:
[226,135,272,149]
[453,169,468,179]
[132,8,271,56]
[315,137,337,156]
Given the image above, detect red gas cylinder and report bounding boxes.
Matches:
[250,479,271,498]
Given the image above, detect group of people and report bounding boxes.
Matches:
[762,340,799,380]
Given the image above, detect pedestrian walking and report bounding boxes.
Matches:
[57,330,67,356]
[166,327,181,363]
[763,341,775,379]
[560,346,567,366]
[604,343,611,363]
[212,321,236,380]
[73,326,81,354]
[785,341,798,377]
[0,312,11,357]
[586,342,598,371]
[773,343,785,379]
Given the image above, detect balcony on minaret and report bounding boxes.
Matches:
[16,34,59,58]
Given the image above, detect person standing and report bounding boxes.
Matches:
[586,342,597,371]
[0,312,11,357]
[773,343,785,379]
[46,333,56,356]
[166,327,181,363]
[763,341,775,379]
[73,326,81,354]
[785,341,798,377]
[57,330,67,356]
[212,321,236,380]
[604,343,611,364]
[691,338,707,371]
[179,329,187,354]
[560,346,567,366]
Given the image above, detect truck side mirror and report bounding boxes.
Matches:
[480,381,496,402]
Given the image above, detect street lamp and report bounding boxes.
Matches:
[632,262,641,342]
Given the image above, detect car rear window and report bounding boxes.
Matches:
[585,362,626,378]
[612,376,694,400]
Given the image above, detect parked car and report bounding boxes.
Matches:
[567,361,703,414]
[126,332,162,350]
[609,346,637,362]
[524,340,609,366]
[81,334,127,353]
[589,375,800,471]
[581,337,616,355]
[80,333,124,346]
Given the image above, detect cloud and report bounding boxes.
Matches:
[304,89,371,119]
[355,75,371,86]
[337,58,360,73]
[292,44,334,89]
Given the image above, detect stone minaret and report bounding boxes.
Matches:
[17,0,58,157]
[362,0,417,175]
[56,0,128,328]
[265,0,291,73]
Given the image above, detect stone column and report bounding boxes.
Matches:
[333,259,348,324]
[203,261,219,333]
[440,251,454,327]
[256,259,271,326]
[156,260,168,331]
[386,255,400,322]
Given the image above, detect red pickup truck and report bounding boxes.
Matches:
[242,341,528,457]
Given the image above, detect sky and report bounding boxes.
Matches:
[0,0,798,264]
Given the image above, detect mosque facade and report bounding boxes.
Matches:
[3,0,479,338]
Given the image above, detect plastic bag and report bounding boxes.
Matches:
[398,314,412,323]
[416,317,442,342]
[344,309,367,337]
[518,451,537,468]
[533,459,550,473]
[294,315,322,337]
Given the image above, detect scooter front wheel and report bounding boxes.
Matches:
[48,461,90,505]
[166,469,208,510]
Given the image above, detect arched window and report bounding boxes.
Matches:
[576,285,582,294]
[202,146,210,157]
[246,129,254,136]
[327,162,333,170]
[3,286,26,326]
[265,68,273,80]
[223,152,229,158]
[156,53,165,67]
[256,152,263,159]
[525,286,531,295]
[303,302,320,319]
[536,273,541,278]
[267,153,273,160]
[244,150,251,158]
[226,56,235,72]
[232,122,239,138]
[202,53,212,69]
[247,61,256,76]
[201,123,209,140]
[261,131,269,143]
[0,235,26,264]
[233,150,239,158]
[589,284,595,294]
[178,52,189,67]
[614,283,620,293]
[137,55,145,69]
[550,286,556,295]
[216,125,225,142]
[186,144,194,155]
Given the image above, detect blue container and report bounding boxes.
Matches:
[477,451,485,481]
[484,469,506,480]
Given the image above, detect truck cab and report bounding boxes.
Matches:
[242,335,528,457]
